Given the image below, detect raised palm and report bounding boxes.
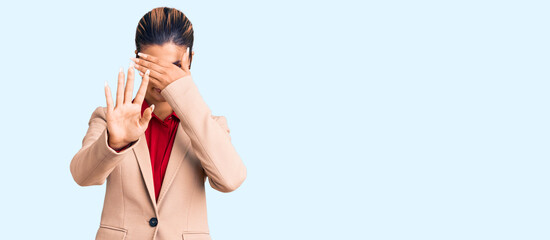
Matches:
[104,63,153,149]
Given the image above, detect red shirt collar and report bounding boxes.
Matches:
[141,99,179,121]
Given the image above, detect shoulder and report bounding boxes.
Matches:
[88,106,108,125]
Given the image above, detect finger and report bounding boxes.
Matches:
[125,61,135,104]
[132,61,164,81]
[138,70,162,90]
[134,69,150,106]
[131,57,165,74]
[140,104,154,126]
[136,52,171,67]
[105,79,114,114]
[149,75,163,90]
[137,69,156,83]
[116,66,124,108]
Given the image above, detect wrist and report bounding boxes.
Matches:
[108,140,130,150]
[106,129,130,150]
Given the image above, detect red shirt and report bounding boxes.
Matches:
[111,100,180,203]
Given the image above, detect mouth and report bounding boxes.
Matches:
[154,87,161,93]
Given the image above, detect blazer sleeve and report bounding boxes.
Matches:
[160,75,247,193]
[70,106,141,186]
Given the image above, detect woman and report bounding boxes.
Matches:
[70,7,247,240]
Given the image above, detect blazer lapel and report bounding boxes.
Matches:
[132,123,192,209]
[133,134,157,210]
[157,123,192,206]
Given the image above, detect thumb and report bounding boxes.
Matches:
[140,104,155,126]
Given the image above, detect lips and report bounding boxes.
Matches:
[154,87,161,93]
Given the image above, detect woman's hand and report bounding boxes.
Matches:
[130,47,192,91]
[104,63,154,149]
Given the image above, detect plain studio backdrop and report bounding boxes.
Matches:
[0,0,548,239]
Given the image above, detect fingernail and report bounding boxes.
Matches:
[151,104,155,111]
[137,52,145,57]
[105,80,108,87]
[129,61,135,68]
[145,69,150,75]
[187,47,189,53]
[130,57,139,63]
[119,67,123,73]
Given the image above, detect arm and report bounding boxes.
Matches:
[70,106,141,186]
[160,75,247,193]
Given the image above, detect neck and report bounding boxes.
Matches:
[145,97,173,121]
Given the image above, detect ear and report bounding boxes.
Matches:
[182,49,194,70]
[190,50,194,63]
[189,51,194,69]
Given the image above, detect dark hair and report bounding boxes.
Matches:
[135,7,194,69]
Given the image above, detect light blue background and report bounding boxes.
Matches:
[0,0,548,239]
